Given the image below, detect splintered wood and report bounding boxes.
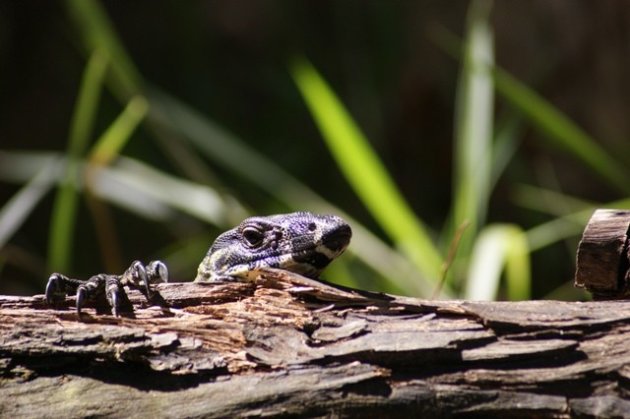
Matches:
[1,267,629,417]
[575,209,630,299]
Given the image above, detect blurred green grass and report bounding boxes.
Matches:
[1,0,628,300]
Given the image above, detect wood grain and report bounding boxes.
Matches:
[575,209,630,298]
[1,268,629,418]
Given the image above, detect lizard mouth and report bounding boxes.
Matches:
[289,222,352,275]
[321,224,352,252]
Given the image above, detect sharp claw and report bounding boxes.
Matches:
[148,260,169,283]
[48,260,169,318]
[133,262,150,296]
[105,277,122,317]
[76,287,86,316]
[158,261,168,283]
[111,292,118,317]
[45,273,61,305]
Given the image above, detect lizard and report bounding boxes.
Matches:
[45,211,352,316]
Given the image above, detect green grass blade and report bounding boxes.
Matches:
[147,90,446,296]
[47,51,108,272]
[101,157,248,226]
[512,184,595,216]
[504,226,531,300]
[0,146,451,297]
[48,182,81,272]
[451,0,494,236]
[85,95,149,272]
[0,151,58,182]
[526,218,584,253]
[68,51,108,158]
[0,161,60,249]
[0,151,241,228]
[290,57,443,281]
[465,226,501,300]
[89,96,149,165]
[64,1,448,295]
[465,224,531,300]
[441,0,495,294]
[490,113,521,191]
[65,0,142,98]
[526,199,630,251]
[432,24,630,194]
[494,68,630,194]
[512,185,625,252]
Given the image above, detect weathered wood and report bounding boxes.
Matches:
[1,269,629,418]
[575,209,630,299]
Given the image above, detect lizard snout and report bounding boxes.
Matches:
[321,223,352,252]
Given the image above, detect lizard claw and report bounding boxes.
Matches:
[143,260,170,310]
[105,275,132,316]
[147,260,168,284]
[45,260,168,317]
[110,291,118,317]
[121,261,147,293]
[132,260,150,296]
[46,273,66,306]
[76,286,87,316]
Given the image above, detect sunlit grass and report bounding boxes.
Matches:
[465,224,530,300]
[493,68,630,194]
[446,0,495,294]
[146,89,436,295]
[0,0,626,301]
[431,18,630,195]
[66,0,141,98]
[88,96,148,166]
[450,0,494,240]
[47,50,108,272]
[0,161,60,249]
[291,57,443,283]
[525,197,630,252]
[51,0,439,294]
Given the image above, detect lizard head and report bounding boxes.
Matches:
[195,212,352,282]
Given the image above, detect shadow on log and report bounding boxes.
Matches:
[1,266,630,418]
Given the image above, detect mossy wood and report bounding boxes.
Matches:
[1,268,629,418]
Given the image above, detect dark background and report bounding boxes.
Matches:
[1,1,629,297]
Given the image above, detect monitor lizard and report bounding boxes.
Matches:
[45,212,352,316]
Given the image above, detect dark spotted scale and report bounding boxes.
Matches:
[194,212,352,282]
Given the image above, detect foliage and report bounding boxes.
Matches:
[1,0,628,300]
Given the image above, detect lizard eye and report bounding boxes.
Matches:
[242,226,264,247]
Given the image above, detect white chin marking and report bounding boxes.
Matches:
[315,244,340,259]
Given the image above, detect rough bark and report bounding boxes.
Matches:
[1,269,629,418]
[575,209,630,299]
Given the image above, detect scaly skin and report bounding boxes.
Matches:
[45,212,352,316]
[195,212,352,282]
[46,260,168,316]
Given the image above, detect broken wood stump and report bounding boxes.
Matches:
[1,268,629,418]
[575,209,630,299]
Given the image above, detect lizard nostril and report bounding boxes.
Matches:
[308,222,317,232]
[322,224,352,251]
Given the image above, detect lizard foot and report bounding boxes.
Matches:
[45,260,169,317]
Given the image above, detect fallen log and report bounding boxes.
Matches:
[1,267,629,418]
